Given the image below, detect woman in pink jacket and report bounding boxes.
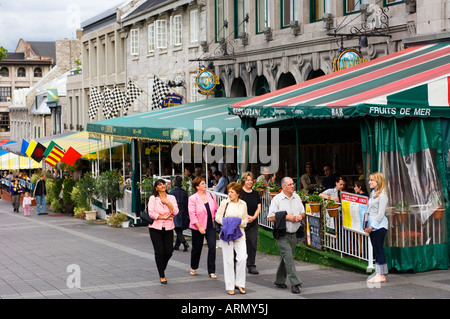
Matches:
[148,179,179,284]
[188,177,218,278]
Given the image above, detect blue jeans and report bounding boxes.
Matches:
[36,195,46,215]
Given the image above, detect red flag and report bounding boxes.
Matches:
[60,146,82,166]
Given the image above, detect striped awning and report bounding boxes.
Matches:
[229,43,450,119]
[0,153,42,170]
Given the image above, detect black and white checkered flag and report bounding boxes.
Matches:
[102,87,113,119]
[124,80,143,115]
[110,86,126,118]
[151,76,170,110]
[88,87,103,119]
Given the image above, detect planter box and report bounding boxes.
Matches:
[85,211,97,221]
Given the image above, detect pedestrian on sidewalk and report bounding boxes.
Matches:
[170,176,190,252]
[22,192,34,217]
[215,182,248,295]
[33,173,47,215]
[10,178,23,213]
[365,172,389,284]
[188,177,218,279]
[147,179,179,284]
[267,176,304,294]
[240,171,261,275]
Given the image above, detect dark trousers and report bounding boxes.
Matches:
[149,227,174,278]
[369,228,388,274]
[12,194,20,211]
[190,226,216,274]
[174,227,186,246]
[245,221,258,269]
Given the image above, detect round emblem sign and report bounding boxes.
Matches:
[195,68,220,95]
[332,49,368,72]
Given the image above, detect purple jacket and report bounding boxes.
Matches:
[219,217,243,242]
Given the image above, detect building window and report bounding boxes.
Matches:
[17,67,26,77]
[190,74,199,102]
[311,0,331,22]
[0,87,11,102]
[282,0,295,27]
[148,23,155,51]
[215,0,227,41]
[234,0,246,38]
[256,0,270,34]
[0,113,10,132]
[0,67,9,77]
[131,28,139,55]
[172,15,182,46]
[384,0,403,5]
[190,10,199,43]
[156,20,167,49]
[345,0,368,14]
[34,67,42,77]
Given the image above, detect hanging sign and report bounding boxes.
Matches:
[195,68,220,95]
[332,49,368,71]
[162,93,183,108]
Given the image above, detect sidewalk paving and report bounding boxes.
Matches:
[0,198,449,303]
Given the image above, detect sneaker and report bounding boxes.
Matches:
[248,267,259,274]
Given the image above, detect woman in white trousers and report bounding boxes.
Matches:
[215,182,249,295]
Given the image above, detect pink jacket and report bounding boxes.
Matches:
[147,194,179,230]
[23,197,34,207]
[188,192,218,231]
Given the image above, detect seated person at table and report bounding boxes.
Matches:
[322,164,338,190]
[319,176,346,203]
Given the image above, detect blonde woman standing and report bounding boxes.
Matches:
[365,172,389,283]
[215,182,248,295]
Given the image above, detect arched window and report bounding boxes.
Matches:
[34,67,42,77]
[17,67,26,77]
[0,67,9,77]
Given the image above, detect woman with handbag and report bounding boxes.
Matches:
[147,179,179,284]
[10,178,23,213]
[188,177,218,279]
[215,182,248,295]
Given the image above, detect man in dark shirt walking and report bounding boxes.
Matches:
[33,173,47,215]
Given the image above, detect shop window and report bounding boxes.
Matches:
[17,67,26,77]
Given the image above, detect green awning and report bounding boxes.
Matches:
[86,98,281,147]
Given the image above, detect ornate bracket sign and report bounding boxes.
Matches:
[195,67,220,95]
[332,49,368,71]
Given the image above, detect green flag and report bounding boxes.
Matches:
[43,140,63,157]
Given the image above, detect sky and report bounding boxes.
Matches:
[0,0,124,52]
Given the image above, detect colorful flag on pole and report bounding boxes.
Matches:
[60,146,82,166]
[20,139,29,156]
[43,141,63,157]
[29,142,46,163]
[26,140,37,158]
[124,80,143,115]
[45,145,65,167]
[151,76,170,110]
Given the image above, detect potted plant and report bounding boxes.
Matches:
[269,184,281,198]
[430,195,445,219]
[107,212,128,228]
[95,169,124,214]
[307,192,323,213]
[394,201,409,222]
[253,179,267,197]
[324,199,339,218]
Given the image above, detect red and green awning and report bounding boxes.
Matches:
[229,43,450,119]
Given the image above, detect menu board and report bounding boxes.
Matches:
[306,214,322,250]
[341,192,369,236]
